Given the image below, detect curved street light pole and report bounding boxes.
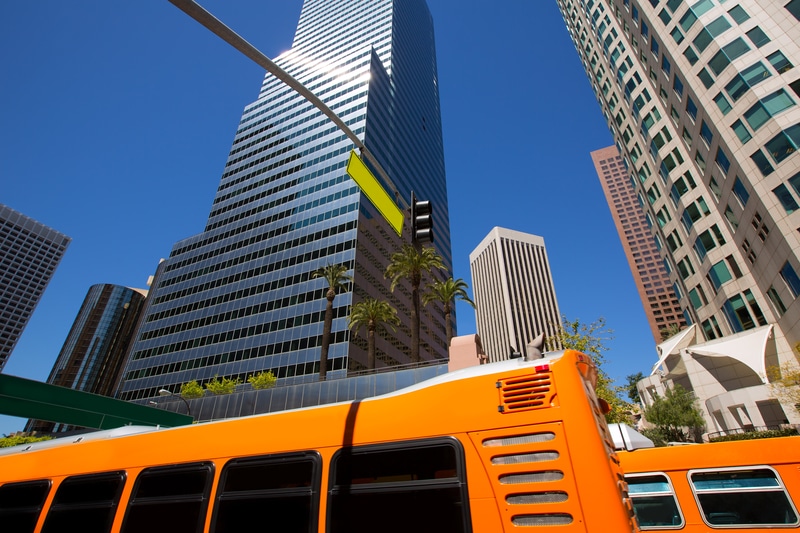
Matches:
[167,0,406,209]
[159,388,193,419]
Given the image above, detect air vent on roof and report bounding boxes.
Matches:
[496,373,554,413]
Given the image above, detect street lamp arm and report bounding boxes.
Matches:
[167,0,404,208]
[158,388,193,418]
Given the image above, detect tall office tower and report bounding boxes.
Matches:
[26,284,147,433]
[118,0,451,401]
[558,0,800,422]
[591,146,687,342]
[0,204,70,372]
[469,227,562,362]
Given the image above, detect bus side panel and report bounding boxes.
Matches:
[620,437,800,532]
[109,467,142,533]
[468,422,586,532]
[458,432,503,531]
[557,355,637,533]
[466,499,506,532]
[666,471,706,530]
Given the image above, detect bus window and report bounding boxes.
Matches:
[689,467,800,527]
[626,474,683,529]
[329,438,470,533]
[0,479,51,533]
[121,462,214,533]
[211,452,320,533]
[41,471,125,533]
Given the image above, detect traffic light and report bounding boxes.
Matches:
[411,192,434,244]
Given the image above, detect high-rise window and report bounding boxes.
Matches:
[744,90,796,131]
[708,260,732,289]
[708,38,751,76]
[787,0,800,21]
[780,262,800,298]
[766,125,800,164]
[686,97,698,121]
[733,177,750,206]
[728,5,750,24]
[746,26,771,48]
[768,50,794,73]
[725,62,771,101]
[773,184,799,214]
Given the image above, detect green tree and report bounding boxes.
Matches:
[248,371,277,390]
[546,316,632,424]
[638,427,668,447]
[659,323,683,341]
[423,277,475,345]
[546,316,612,358]
[625,371,645,403]
[204,375,240,395]
[642,384,705,443]
[767,362,800,412]
[385,245,444,362]
[312,263,352,381]
[0,434,52,448]
[348,298,401,371]
[180,380,204,399]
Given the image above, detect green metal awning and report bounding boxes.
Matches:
[0,374,192,430]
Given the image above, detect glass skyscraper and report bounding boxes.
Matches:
[119,0,451,401]
[0,204,70,372]
[27,284,147,433]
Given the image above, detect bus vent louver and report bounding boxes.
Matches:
[478,425,574,529]
[491,451,559,465]
[496,373,553,413]
[500,471,564,484]
[507,492,568,505]
[512,513,574,526]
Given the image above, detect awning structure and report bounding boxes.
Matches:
[651,325,697,375]
[651,324,774,381]
[0,374,192,431]
[686,325,773,381]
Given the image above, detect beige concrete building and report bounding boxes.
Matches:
[447,334,488,371]
[592,146,687,343]
[639,323,800,435]
[469,227,562,362]
[558,0,800,429]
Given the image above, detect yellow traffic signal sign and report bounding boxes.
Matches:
[346,150,404,236]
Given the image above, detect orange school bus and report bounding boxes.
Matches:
[618,435,800,531]
[0,350,637,533]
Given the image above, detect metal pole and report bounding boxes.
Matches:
[167,0,406,208]
[159,389,193,418]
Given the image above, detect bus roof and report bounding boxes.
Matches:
[1,350,574,457]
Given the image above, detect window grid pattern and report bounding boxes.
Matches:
[119,0,452,400]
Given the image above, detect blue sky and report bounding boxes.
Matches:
[0,0,657,435]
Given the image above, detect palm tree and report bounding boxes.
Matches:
[659,323,684,341]
[384,245,444,362]
[423,277,475,345]
[348,298,400,371]
[312,263,352,380]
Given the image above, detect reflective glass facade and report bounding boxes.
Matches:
[150,363,448,422]
[119,0,451,401]
[0,204,70,372]
[27,284,147,433]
